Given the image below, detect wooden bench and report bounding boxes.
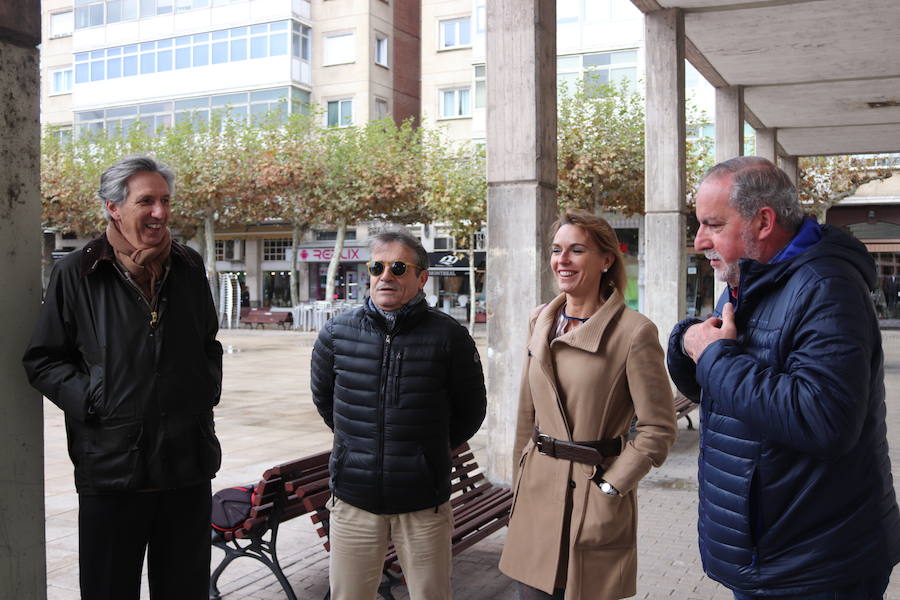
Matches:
[295,443,513,600]
[240,309,293,329]
[209,451,330,600]
[674,394,698,430]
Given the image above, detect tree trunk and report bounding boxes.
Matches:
[204,211,219,313]
[324,220,347,302]
[467,238,476,335]
[290,224,302,306]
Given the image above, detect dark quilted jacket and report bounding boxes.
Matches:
[310,299,486,514]
[667,225,900,595]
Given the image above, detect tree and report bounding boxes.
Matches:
[312,118,426,301]
[799,155,896,223]
[155,112,275,307]
[422,134,486,332]
[557,78,712,215]
[255,111,324,306]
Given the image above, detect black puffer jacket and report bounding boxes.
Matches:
[23,235,223,494]
[311,298,486,514]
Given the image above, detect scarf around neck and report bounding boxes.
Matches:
[105,220,172,299]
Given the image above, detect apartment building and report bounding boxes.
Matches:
[39,0,428,306]
[38,0,726,314]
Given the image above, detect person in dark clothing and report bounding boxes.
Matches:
[310,227,486,600]
[668,156,900,599]
[23,155,222,600]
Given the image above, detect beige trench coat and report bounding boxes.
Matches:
[498,291,676,599]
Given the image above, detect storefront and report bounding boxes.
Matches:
[298,245,370,302]
[427,251,486,320]
[828,203,900,318]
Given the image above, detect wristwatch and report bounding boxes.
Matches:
[597,480,619,496]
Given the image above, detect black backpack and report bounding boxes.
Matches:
[211,485,255,532]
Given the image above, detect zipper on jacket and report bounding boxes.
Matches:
[377,333,392,507]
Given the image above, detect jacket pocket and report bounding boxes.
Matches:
[508,446,531,517]
[415,445,439,496]
[86,364,105,418]
[330,441,349,489]
[195,412,222,477]
[83,420,143,491]
[574,484,636,549]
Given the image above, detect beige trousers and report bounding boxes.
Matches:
[327,496,453,600]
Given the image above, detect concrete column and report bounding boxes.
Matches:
[245,239,261,307]
[0,1,48,597]
[781,155,799,187]
[715,86,744,162]
[712,86,744,298]
[485,0,557,485]
[756,128,777,162]
[644,8,686,346]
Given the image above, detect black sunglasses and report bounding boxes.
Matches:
[366,261,424,277]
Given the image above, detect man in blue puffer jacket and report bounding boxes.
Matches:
[668,156,900,599]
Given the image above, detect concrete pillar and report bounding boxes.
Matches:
[644,8,686,345]
[0,1,48,597]
[485,0,557,485]
[781,155,799,187]
[245,239,261,307]
[712,86,744,298]
[756,128,777,163]
[715,86,744,162]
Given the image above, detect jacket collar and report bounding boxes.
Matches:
[529,289,626,359]
[80,233,188,277]
[364,293,428,334]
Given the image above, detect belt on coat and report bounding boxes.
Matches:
[532,426,623,466]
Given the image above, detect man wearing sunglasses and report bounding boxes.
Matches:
[311,227,487,600]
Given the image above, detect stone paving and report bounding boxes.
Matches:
[43,327,900,599]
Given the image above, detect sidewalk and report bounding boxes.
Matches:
[43,328,900,599]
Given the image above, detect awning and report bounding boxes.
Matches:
[427,251,486,274]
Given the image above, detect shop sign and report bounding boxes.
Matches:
[428,251,486,272]
[297,247,370,262]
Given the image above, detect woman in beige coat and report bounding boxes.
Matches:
[499,209,677,599]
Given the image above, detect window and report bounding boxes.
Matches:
[75,0,105,29]
[51,127,73,143]
[433,237,453,250]
[50,68,74,94]
[315,229,357,241]
[50,11,74,38]
[106,0,137,23]
[326,98,352,127]
[76,86,303,136]
[439,17,470,49]
[72,21,293,86]
[474,64,486,109]
[374,97,389,119]
[323,32,355,65]
[440,87,470,118]
[557,49,638,96]
[374,33,388,67]
[292,22,311,60]
[263,238,292,261]
[215,239,243,261]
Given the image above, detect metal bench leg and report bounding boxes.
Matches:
[377,569,402,600]
[209,543,240,600]
[685,414,695,430]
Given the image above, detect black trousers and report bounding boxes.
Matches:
[78,481,212,600]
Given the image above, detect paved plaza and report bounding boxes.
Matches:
[42,327,900,599]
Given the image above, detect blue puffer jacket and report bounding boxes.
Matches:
[667,224,900,595]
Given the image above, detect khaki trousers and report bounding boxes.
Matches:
[328,497,453,600]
